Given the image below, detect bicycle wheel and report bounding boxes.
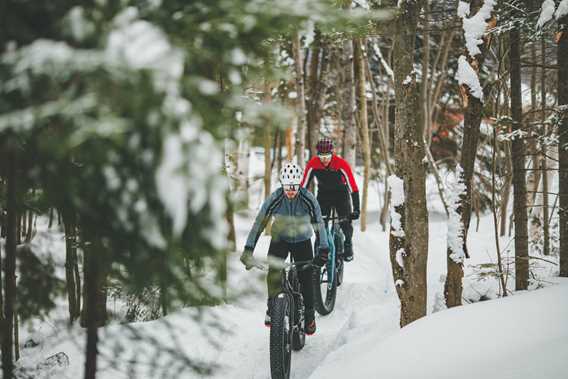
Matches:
[312,263,337,315]
[270,293,293,379]
[334,226,345,287]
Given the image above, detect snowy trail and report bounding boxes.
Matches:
[214,214,400,379]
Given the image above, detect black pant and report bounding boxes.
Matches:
[267,239,314,313]
[317,190,353,246]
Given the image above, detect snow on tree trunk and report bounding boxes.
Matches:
[444,166,466,307]
[390,0,429,327]
[446,0,496,307]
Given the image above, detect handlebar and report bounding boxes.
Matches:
[248,257,314,272]
[322,215,351,223]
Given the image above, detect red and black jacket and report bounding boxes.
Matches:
[301,154,360,212]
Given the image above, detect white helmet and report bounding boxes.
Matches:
[280,162,303,186]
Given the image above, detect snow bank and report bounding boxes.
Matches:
[311,280,568,379]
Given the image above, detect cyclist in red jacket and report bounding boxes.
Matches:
[301,138,359,261]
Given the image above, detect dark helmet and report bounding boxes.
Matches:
[316,138,334,154]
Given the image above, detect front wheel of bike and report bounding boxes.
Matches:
[312,264,337,315]
[270,294,293,379]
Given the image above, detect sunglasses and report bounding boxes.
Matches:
[318,153,332,160]
[283,184,300,192]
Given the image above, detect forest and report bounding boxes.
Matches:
[0,0,567,378]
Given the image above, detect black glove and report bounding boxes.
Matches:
[240,249,254,270]
[313,248,329,267]
[351,192,360,220]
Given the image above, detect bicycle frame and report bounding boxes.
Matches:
[322,209,338,291]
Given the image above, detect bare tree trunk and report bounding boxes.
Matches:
[80,239,108,329]
[421,0,431,145]
[13,313,19,361]
[277,129,284,173]
[83,237,103,379]
[292,31,307,166]
[62,208,80,322]
[541,35,550,256]
[492,126,508,296]
[365,48,392,175]
[307,33,330,158]
[2,146,17,379]
[285,127,293,161]
[430,29,456,126]
[237,133,251,208]
[500,142,512,236]
[559,13,568,277]
[527,41,542,241]
[390,0,428,327]
[340,39,357,166]
[510,26,529,290]
[263,80,273,198]
[354,38,371,231]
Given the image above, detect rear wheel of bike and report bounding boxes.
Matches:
[312,264,337,315]
[270,294,293,379]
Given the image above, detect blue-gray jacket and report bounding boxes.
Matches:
[244,187,328,252]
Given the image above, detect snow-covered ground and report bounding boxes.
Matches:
[15,154,565,379]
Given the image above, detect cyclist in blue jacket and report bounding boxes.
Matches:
[240,162,329,335]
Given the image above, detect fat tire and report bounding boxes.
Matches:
[270,294,293,379]
[312,265,337,315]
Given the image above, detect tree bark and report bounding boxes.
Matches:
[354,38,370,231]
[558,13,568,277]
[510,26,529,290]
[390,0,429,327]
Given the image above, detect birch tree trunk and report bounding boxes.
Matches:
[390,0,429,327]
[558,13,568,277]
[354,38,370,231]
[510,25,529,290]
